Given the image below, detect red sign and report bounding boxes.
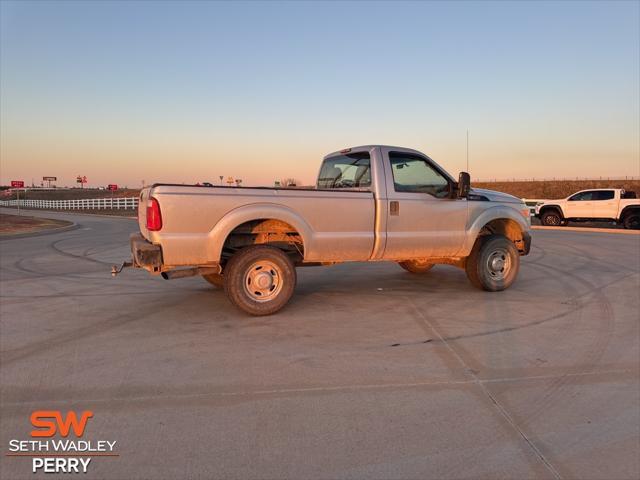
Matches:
[107,184,118,191]
[11,180,24,188]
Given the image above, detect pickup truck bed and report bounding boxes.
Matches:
[138,184,376,266]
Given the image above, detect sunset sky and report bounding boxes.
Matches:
[1,1,638,188]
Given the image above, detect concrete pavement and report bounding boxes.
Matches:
[1,209,638,479]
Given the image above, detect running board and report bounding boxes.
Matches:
[161,266,221,280]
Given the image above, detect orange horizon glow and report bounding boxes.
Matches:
[1,2,638,188]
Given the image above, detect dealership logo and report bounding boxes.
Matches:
[31,411,93,438]
[6,410,118,474]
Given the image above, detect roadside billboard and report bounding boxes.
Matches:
[42,176,57,187]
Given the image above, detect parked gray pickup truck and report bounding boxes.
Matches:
[115,145,531,315]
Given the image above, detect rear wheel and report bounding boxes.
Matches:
[398,260,434,273]
[541,210,563,226]
[223,245,296,316]
[623,213,640,230]
[465,234,520,291]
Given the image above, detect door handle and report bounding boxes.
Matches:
[390,201,400,216]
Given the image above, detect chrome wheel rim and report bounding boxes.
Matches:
[243,260,283,302]
[546,215,560,226]
[486,249,511,281]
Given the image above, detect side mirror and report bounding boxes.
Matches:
[457,171,470,198]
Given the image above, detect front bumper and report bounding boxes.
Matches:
[130,233,163,272]
[521,231,532,255]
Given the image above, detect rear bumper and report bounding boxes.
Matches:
[130,233,163,272]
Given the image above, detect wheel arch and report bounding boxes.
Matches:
[539,204,564,217]
[620,205,640,221]
[462,206,529,256]
[207,203,313,263]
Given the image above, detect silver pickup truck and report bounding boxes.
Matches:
[115,145,531,315]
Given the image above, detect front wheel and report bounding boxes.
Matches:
[398,260,434,274]
[223,245,296,316]
[541,210,564,226]
[465,234,520,291]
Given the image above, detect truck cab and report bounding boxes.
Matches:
[317,146,472,260]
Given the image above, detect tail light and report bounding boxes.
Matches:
[146,197,162,231]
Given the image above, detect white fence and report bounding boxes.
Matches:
[1,196,543,215]
[0,197,138,210]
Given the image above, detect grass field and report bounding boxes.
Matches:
[0,213,73,236]
[472,179,639,199]
[2,188,140,201]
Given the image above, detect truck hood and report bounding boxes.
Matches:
[470,188,523,204]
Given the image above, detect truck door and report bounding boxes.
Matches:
[381,148,468,259]
[565,191,595,218]
[590,190,617,219]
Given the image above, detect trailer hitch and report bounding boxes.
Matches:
[111,261,133,277]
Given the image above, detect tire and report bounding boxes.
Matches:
[223,245,296,316]
[623,213,640,230]
[202,273,224,288]
[465,234,520,291]
[398,260,434,273]
[540,210,564,226]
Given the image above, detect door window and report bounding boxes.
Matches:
[569,191,595,201]
[389,152,450,198]
[592,190,615,200]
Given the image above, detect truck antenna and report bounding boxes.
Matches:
[466,129,469,172]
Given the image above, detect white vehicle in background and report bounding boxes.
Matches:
[535,188,639,229]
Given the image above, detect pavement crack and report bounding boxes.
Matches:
[406,297,563,480]
[389,339,433,347]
